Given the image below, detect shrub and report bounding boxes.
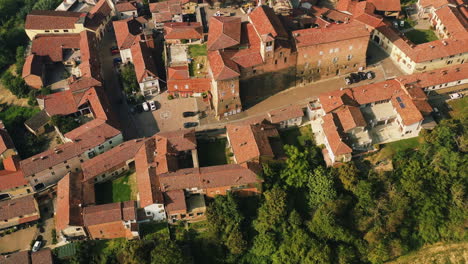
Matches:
[167,94,174,100]
[51,229,58,244]
[373,144,380,150]
[50,115,80,134]
[1,71,30,98]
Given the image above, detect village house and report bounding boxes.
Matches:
[116,1,139,19]
[113,18,161,96]
[0,121,17,160]
[267,105,305,128]
[163,22,204,44]
[166,65,211,97]
[293,21,371,84]
[0,195,40,230]
[56,172,95,239]
[24,0,114,41]
[0,249,53,264]
[0,156,32,201]
[19,120,122,191]
[159,164,263,222]
[226,120,281,164]
[81,138,146,183]
[313,79,432,164]
[82,201,139,239]
[149,0,184,28]
[22,55,45,89]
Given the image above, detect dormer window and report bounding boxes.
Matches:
[266,41,272,47]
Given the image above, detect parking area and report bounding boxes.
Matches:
[133,92,201,134]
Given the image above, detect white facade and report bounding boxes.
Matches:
[139,78,161,96]
[120,48,133,63]
[118,10,138,20]
[143,203,167,221]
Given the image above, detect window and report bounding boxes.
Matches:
[98,145,104,150]
[80,159,84,163]
[66,165,70,169]
[329,48,333,54]
[45,30,50,32]
[185,84,189,89]
[334,48,339,53]
[109,141,112,144]
[347,54,352,61]
[279,52,283,57]
[64,30,69,32]
[174,84,178,90]
[51,172,55,175]
[317,60,321,67]
[76,228,81,231]
[274,60,277,65]
[447,60,453,65]
[253,69,257,74]
[332,57,338,64]
[34,179,38,183]
[54,30,59,32]
[49,167,52,170]
[284,57,287,63]
[266,41,272,46]
[349,45,353,50]
[319,51,323,55]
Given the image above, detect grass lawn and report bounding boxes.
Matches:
[188,44,207,57]
[189,56,208,77]
[197,138,229,166]
[405,29,438,44]
[280,125,314,150]
[139,221,170,240]
[94,171,137,204]
[448,96,467,119]
[54,242,79,259]
[369,136,424,163]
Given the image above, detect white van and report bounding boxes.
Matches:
[142,102,149,112]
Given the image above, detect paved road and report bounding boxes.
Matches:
[99,27,139,140]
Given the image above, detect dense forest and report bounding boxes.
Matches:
[57,114,467,264]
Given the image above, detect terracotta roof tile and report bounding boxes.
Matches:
[25,10,82,30]
[0,251,30,264]
[31,249,53,264]
[113,18,143,50]
[0,195,38,221]
[82,139,146,181]
[293,21,370,47]
[159,164,262,192]
[135,139,163,207]
[249,5,288,40]
[83,202,123,226]
[208,50,240,81]
[268,105,304,124]
[31,34,81,62]
[164,190,186,213]
[131,39,159,83]
[322,113,353,156]
[397,64,468,88]
[0,169,26,191]
[122,201,137,221]
[367,0,401,11]
[164,22,203,40]
[56,172,89,232]
[85,0,112,31]
[116,1,138,12]
[227,120,279,164]
[167,66,190,80]
[434,5,468,38]
[335,106,366,132]
[207,16,241,51]
[22,55,43,80]
[156,129,197,151]
[0,122,15,155]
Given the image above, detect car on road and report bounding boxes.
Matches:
[183,122,198,128]
[113,57,122,64]
[182,111,197,117]
[149,100,157,111]
[32,236,43,252]
[142,102,149,112]
[449,93,462,100]
[345,71,375,85]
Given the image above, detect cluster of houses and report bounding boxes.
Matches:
[0,0,467,259]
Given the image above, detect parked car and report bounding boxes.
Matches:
[110,45,118,51]
[113,57,122,64]
[449,93,462,100]
[183,122,198,128]
[182,111,196,117]
[142,102,149,112]
[366,71,375,80]
[344,76,353,85]
[111,49,120,55]
[32,236,43,252]
[149,100,157,111]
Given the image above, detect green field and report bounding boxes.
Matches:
[405,29,438,44]
[279,125,314,150]
[94,171,136,204]
[197,138,229,166]
[139,221,170,240]
[448,96,467,119]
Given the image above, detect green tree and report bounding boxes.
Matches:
[251,232,277,257]
[121,63,139,95]
[253,187,287,234]
[225,224,247,255]
[50,115,80,134]
[281,145,310,188]
[307,166,336,208]
[150,240,184,264]
[336,162,359,191]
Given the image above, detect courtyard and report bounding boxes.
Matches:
[197,138,231,166]
[94,171,137,204]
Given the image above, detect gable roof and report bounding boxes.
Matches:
[268,105,304,123]
[293,21,370,47]
[322,113,353,156]
[116,1,138,12]
[131,39,159,83]
[164,22,203,40]
[0,168,26,192]
[367,0,401,11]
[25,10,82,30]
[31,34,81,62]
[82,138,146,181]
[226,120,279,164]
[82,202,131,226]
[164,189,187,213]
[249,5,288,40]
[397,63,468,88]
[335,106,367,132]
[0,122,15,155]
[207,16,241,51]
[113,18,143,50]
[135,139,163,207]
[85,0,112,31]
[22,55,43,79]
[167,65,190,80]
[31,249,53,264]
[0,251,30,264]
[208,50,240,81]
[0,195,39,221]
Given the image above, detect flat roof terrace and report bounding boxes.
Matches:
[168,45,188,66]
[361,102,396,123]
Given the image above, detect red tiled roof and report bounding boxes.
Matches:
[322,114,353,156]
[167,78,211,94]
[0,195,38,221]
[122,201,137,221]
[159,164,262,192]
[150,0,182,22]
[131,39,159,83]
[352,79,401,105]
[249,5,289,40]
[22,54,43,79]
[82,139,146,181]
[167,66,190,80]
[83,202,128,226]
[336,0,356,13]
[20,121,120,177]
[25,10,82,30]
[164,189,186,213]
[434,5,468,38]
[164,22,203,40]
[42,90,80,116]
[226,120,279,164]
[31,34,81,62]
[79,30,101,80]
[155,129,196,152]
[85,0,112,31]
[318,89,358,113]
[335,106,367,132]
[231,48,263,68]
[116,1,138,12]
[268,105,304,124]
[367,0,401,12]
[207,16,241,51]
[3,155,21,172]
[293,21,370,47]
[0,251,30,264]
[208,50,240,81]
[31,249,53,264]
[135,139,163,207]
[113,18,143,50]
[418,0,453,9]
[0,169,26,191]
[397,64,468,88]
[0,123,15,155]
[69,77,102,92]
[56,172,89,232]
[392,94,424,125]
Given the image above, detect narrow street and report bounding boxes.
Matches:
[99,27,139,139]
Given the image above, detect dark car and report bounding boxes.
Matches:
[110,45,118,51]
[182,111,197,117]
[183,122,198,128]
[113,57,122,64]
[357,71,367,80]
[350,73,361,83]
[344,76,353,85]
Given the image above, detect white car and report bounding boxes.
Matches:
[32,241,42,252]
[142,102,149,112]
[149,101,157,111]
[449,93,462,100]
